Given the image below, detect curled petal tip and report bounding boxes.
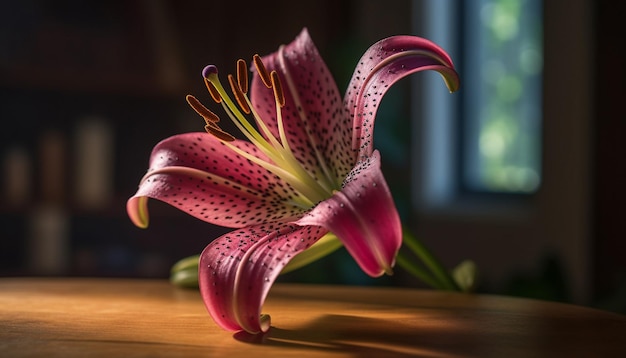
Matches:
[127,196,150,229]
[202,65,218,78]
[259,314,271,333]
[441,68,461,93]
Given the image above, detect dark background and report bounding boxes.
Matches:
[0,0,413,279]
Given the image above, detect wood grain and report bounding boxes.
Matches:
[1,278,624,357]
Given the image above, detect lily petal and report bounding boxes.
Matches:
[126,133,306,228]
[344,35,460,158]
[296,150,402,277]
[198,222,328,333]
[251,28,353,190]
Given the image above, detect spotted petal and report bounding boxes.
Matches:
[198,222,328,333]
[344,35,460,159]
[250,28,354,190]
[127,133,306,229]
[296,150,402,277]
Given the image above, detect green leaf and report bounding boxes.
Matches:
[170,255,200,288]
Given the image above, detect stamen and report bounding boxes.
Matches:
[204,122,235,142]
[204,78,223,103]
[191,60,334,203]
[236,59,249,94]
[186,95,220,123]
[253,54,272,88]
[228,74,251,114]
[270,71,285,107]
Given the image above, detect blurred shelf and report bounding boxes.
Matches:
[2,65,189,98]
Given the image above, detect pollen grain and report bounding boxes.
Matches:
[236,59,249,94]
[270,71,285,107]
[253,54,272,89]
[186,95,220,123]
[204,122,235,142]
[204,78,223,103]
[228,74,252,114]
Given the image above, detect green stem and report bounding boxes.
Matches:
[402,230,460,291]
[395,250,443,289]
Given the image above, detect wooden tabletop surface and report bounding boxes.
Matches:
[1,278,624,357]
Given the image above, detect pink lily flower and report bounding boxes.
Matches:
[127,28,458,334]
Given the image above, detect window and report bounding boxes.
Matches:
[463,0,542,193]
[413,0,542,203]
[411,0,593,304]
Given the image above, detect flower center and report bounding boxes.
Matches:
[187,56,334,209]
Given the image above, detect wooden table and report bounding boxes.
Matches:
[1,278,624,357]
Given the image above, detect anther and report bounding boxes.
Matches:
[186,95,220,123]
[228,74,251,114]
[270,71,285,107]
[253,54,272,89]
[204,78,223,103]
[236,59,249,94]
[204,122,235,142]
